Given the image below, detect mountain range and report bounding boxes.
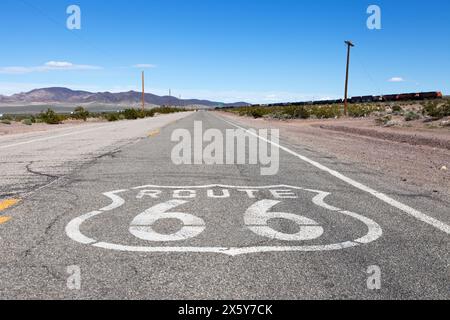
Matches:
[0,87,249,108]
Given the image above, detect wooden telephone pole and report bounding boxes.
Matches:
[141,71,145,111]
[344,41,354,116]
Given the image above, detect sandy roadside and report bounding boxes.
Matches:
[218,112,450,196]
[0,119,106,137]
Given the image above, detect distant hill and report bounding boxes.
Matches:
[0,87,250,108]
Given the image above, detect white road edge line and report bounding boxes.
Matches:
[216,113,450,235]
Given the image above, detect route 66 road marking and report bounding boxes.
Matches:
[65,185,382,256]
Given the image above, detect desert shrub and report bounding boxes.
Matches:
[122,108,139,120]
[310,105,340,119]
[422,101,450,118]
[1,119,11,125]
[392,105,403,113]
[442,101,450,117]
[106,113,119,122]
[137,109,156,119]
[88,112,102,119]
[73,106,90,121]
[109,108,168,121]
[143,109,155,118]
[250,109,265,118]
[121,107,157,120]
[348,104,375,118]
[234,107,270,118]
[266,112,292,120]
[374,115,392,126]
[155,107,186,114]
[422,102,439,117]
[228,103,390,120]
[249,107,272,118]
[404,111,420,122]
[282,105,310,119]
[39,109,61,124]
[236,105,310,119]
[238,108,251,117]
[137,110,146,119]
[22,119,33,126]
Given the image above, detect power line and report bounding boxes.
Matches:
[18,0,113,59]
[354,53,384,98]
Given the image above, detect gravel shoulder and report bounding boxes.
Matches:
[0,119,104,137]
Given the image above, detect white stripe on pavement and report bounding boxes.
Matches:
[216,114,450,235]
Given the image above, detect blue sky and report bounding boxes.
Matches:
[0,0,449,103]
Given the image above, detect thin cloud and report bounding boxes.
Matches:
[132,64,157,69]
[0,61,102,74]
[388,77,405,82]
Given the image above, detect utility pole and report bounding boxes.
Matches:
[141,71,145,111]
[344,41,354,116]
[168,89,171,107]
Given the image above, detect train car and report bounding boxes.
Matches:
[396,93,419,101]
[350,96,363,103]
[320,99,343,105]
[245,91,443,110]
[419,92,443,100]
[382,94,397,102]
[372,96,383,102]
[361,96,374,103]
[379,92,442,102]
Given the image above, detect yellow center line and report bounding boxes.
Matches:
[0,199,20,211]
[0,216,12,225]
[147,129,160,137]
[0,199,20,224]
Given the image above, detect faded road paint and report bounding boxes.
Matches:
[0,216,12,225]
[0,199,20,211]
[0,199,20,225]
[148,129,160,137]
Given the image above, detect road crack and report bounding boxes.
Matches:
[25,161,60,181]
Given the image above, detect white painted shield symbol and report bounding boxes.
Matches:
[66,184,382,256]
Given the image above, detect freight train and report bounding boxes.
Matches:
[254,91,443,107]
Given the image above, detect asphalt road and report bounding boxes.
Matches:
[0,111,448,299]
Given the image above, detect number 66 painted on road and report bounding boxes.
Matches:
[130,200,206,241]
[129,199,324,242]
[66,185,383,256]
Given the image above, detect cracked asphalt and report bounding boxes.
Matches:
[0,111,449,300]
